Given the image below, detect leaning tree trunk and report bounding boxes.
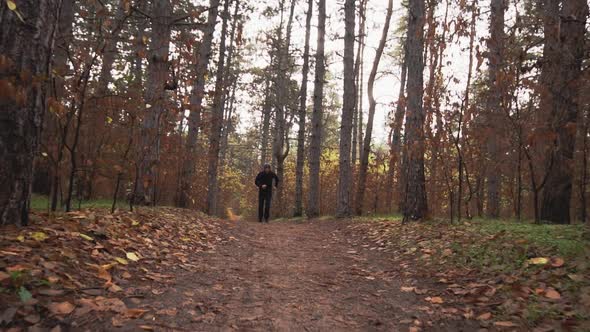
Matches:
[402,0,427,221]
[177,0,220,208]
[540,0,588,224]
[273,0,296,216]
[306,0,326,218]
[485,0,505,218]
[135,0,172,205]
[355,0,393,215]
[0,0,62,225]
[385,44,407,213]
[206,0,231,215]
[294,0,313,217]
[336,0,356,217]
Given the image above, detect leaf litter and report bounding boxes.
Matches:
[0,207,222,330]
[348,218,590,331]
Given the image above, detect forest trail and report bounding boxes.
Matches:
[108,219,476,332]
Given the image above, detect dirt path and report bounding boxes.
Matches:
[110,219,478,331]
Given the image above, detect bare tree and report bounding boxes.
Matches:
[485,0,506,218]
[336,0,356,217]
[294,0,313,217]
[307,0,326,218]
[135,0,172,205]
[401,0,427,221]
[355,0,393,215]
[207,0,231,215]
[178,0,221,208]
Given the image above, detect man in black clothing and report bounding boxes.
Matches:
[255,164,279,223]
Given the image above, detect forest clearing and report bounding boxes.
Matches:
[0,0,589,330]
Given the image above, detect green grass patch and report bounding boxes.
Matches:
[30,194,125,211]
[468,218,589,259]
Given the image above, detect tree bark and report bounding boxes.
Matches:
[402,0,427,221]
[485,0,505,218]
[272,0,296,216]
[385,44,407,213]
[336,0,356,217]
[540,0,588,224]
[206,0,231,215]
[355,0,393,215]
[294,0,313,217]
[178,0,221,208]
[306,0,326,218]
[0,0,62,225]
[135,0,172,205]
[352,0,367,165]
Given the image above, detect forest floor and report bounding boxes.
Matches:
[1,208,589,331]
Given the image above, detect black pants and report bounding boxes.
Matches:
[258,190,272,221]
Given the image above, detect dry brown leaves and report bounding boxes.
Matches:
[348,219,590,331]
[0,207,222,330]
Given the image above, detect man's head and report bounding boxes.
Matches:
[263,163,271,173]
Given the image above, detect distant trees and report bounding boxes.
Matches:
[0,0,589,225]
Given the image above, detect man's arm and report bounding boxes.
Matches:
[255,173,262,187]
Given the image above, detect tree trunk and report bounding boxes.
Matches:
[135,0,172,205]
[572,106,588,223]
[352,0,367,165]
[273,0,296,216]
[355,0,393,215]
[178,0,220,208]
[402,0,427,221]
[540,0,588,224]
[206,0,231,215]
[485,0,505,218]
[260,72,272,164]
[294,0,313,217]
[336,0,356,217]
[0,0,62,225]
[306,0,326,218]
[385,45,407,213]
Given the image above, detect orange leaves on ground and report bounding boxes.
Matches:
[425,296,444,304]
[0,207,222,329]
[47,301,75,315]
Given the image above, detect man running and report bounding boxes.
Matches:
[255,164,279,223]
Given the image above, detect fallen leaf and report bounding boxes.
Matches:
[79,233,94,241]
[551,257,565,268]
[545,288,561,300]
[125,308,148,318]
[477,312,492,320]
[429,296,444,304]
[31,231,48,241]
[494,321,518,327]
[0,307,17,324]
[48,301,75,315]
[126,252,140,261]
[115,257,128,265]
[527,257,548,265]
[6,0,17,11]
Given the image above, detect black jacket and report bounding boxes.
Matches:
[255,171,279,193]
